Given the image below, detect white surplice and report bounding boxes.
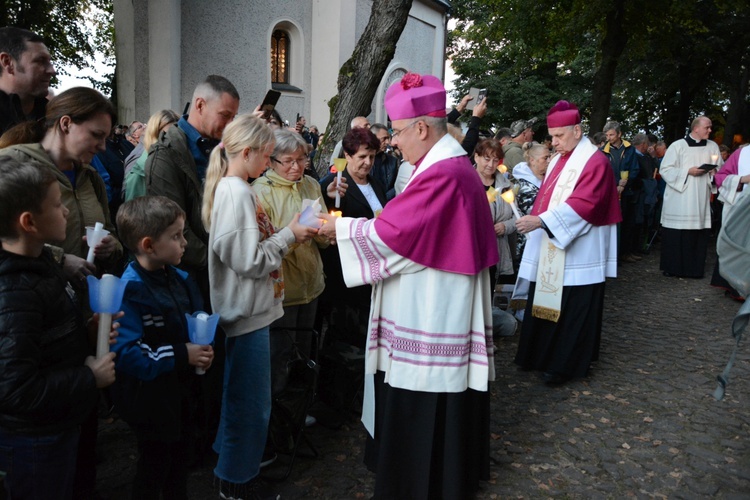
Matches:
[518,204,618,286]
[660,138,722,230]
[335,216,495,394]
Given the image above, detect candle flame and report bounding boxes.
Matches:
[500,189,515,204]
[710,154,718,164]
[497,164,508,174]
[486,186,498,203]
[330,210,342,218]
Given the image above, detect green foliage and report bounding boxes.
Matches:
[449,0,750,142]
[1,0,115,95]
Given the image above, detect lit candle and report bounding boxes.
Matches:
[85,222,109,264]
[497,164,508,174]
[500,189,522,219]
[332,158,347,208]
[331,210,342,218]
[486,186,498,203]
[710,154,718,165]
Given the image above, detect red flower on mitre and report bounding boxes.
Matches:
[401,73,423,90]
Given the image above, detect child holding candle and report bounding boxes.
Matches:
[112,195,214,499]
[0,157,117,499]
[201,115,316,499]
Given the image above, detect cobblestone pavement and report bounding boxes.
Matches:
[97,248,749,499]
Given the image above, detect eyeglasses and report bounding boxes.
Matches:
[272,157,306,168]
[391,120,421,139]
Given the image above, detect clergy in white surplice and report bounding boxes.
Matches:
[512,100,621,387]
[318,73,498,500]
[659,116,722,278]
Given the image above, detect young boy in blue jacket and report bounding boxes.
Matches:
[113,195,214,499]
[0,158,117,499]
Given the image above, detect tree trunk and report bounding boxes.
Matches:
[588,0,628,134]
[314,0,414,176]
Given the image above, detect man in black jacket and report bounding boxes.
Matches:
[0,27,56,135]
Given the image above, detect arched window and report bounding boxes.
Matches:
[271,30,289,84]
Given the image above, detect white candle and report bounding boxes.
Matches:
[500,190,522,219]
[194,313,209,374]
[95,273,120,359]
[86,222,105,263]
[335,170,342,208]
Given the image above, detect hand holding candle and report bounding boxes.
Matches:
[332,158,347,208]
[87,274,128,359]
[185,312,219,374]
[86,222,109,264]
[500,189,522,219]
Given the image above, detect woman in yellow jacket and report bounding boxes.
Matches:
[252,128,329,399]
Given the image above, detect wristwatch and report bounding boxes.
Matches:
[539,218,553,238]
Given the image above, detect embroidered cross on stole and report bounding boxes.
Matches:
[532,139,596,322]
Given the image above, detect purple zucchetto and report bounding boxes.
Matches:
[385,72,447,121]
[547,100,581,128]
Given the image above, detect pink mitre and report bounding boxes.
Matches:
[385,72,447,121]
[547,100,581,128]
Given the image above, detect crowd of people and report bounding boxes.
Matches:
[1,25,747,500]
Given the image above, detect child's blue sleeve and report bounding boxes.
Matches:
[112,288,189,381]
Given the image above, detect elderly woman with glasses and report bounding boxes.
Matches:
[474,137,517,294]
[511,142,551,267]
[252,128,329,400]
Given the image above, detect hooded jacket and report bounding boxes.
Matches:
[0,143,122,267]
[252,170,328,306]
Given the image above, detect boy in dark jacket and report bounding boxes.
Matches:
[113,195,214,499]
[0,157,117,499]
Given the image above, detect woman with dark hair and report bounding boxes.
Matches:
[0,87,123,281]
[318,127,388,349]
[474,137,516,294]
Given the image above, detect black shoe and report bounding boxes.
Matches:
[259,450,277,469]
[542,372,569,387]
[218,477,281,500]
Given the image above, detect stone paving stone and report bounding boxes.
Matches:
[94,248,749,499]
